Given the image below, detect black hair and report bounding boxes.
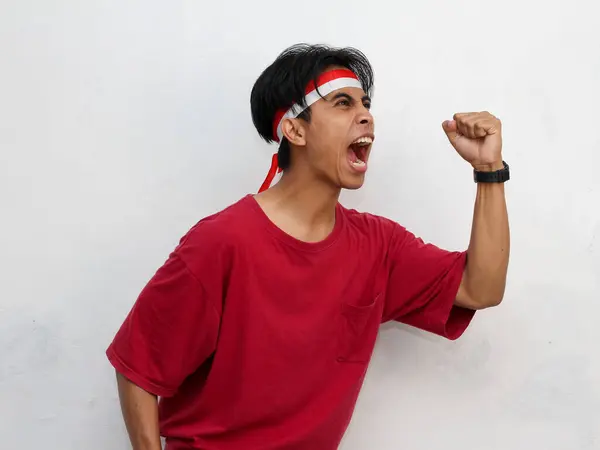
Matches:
[250,43,374,170]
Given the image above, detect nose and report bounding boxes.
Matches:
[356,106,373,126]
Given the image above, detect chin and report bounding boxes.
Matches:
[341,175,366,190]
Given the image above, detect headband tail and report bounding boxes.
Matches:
[258,153,282,193]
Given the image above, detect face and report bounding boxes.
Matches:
[282,78,375,190]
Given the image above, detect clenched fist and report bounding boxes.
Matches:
[442,111,503,171]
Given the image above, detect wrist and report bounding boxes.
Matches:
[472,160,504,172]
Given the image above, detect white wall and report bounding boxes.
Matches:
[1,1,599,449]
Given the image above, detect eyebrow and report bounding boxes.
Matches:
[329,92,372,103]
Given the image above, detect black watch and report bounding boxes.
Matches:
[473,161,510,183]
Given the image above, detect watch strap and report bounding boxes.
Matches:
[474,161,510,183]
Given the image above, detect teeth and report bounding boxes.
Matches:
[352,136,373,146]
[351,159,365,166]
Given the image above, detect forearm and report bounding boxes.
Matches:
[116,372,162,450]
[458,169,510,309]
[441,112,509,309]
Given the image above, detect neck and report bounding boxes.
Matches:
[254,167,340,243]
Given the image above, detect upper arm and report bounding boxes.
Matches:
[382,223,475,340]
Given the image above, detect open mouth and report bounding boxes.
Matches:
[348,136,372,170]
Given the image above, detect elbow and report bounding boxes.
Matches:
[459,292,504,310]
[456,275,506,310]
[459,255,509,310]
[477,293,504,309]
[472,283,506,309]
[479,279,507,308]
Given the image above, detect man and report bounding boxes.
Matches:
[106,43,510,449]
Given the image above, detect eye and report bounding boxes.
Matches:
[363,101,371,110]
[336,99,350,107]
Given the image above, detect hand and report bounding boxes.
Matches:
[442,111,503,171]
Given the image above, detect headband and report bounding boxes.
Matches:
[258,68,362,193]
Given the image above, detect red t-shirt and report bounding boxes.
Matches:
[106,194,474,449]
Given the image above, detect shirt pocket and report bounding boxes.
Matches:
[336,294,381,364]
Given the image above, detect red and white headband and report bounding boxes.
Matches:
[258,68,362,192]
[271,68,362,143]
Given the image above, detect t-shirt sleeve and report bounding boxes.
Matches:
[106,252,221,397]
[382,223,475,340]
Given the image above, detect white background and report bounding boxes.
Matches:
[1,1,599,449]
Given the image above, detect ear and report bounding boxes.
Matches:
[281,118,306,146]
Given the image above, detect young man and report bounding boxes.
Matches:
[106,44,510,450]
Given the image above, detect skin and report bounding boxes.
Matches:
[116,373,162,450]
[256,71,509,310]
[116,73,379,450]
[118,68,510,449]
[255,68,375,243]
[443,112,509,308]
